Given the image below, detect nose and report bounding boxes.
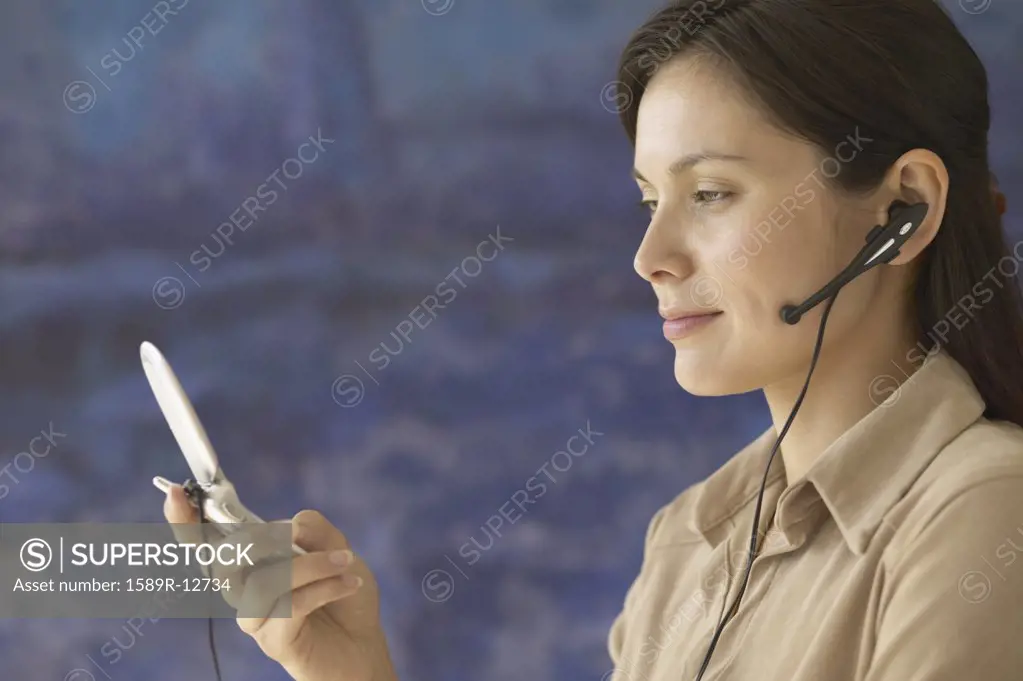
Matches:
[633,215,695,284]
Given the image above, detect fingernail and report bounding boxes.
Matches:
[329,550,353,567]
[342,573,362,588]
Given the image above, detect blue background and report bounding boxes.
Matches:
[0,1,1019,680]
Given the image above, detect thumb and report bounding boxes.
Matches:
[162,483,199,524]
[156,477,205,547]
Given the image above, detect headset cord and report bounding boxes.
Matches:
[693,289,840,681]
[183,479,225,681]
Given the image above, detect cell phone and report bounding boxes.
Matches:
[141,341,305,556]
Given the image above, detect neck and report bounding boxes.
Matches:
[763,300,920,484]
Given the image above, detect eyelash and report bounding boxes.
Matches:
[638,190,732,214]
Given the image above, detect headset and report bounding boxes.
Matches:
[692,200,929,680]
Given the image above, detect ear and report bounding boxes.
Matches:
[882,149,949,266]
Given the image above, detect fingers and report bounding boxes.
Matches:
[238,571,363,640]
[243,573,365,653]
[153,502,365,640]
[210,526,308,606]
[289,572,363,620]
[236,510,362,635]
[235,548,360,625]
[291,509,351,553]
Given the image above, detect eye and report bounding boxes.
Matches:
[638,198,658,215]
[692,190,732,205]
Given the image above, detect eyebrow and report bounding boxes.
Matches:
[631,152,750,183]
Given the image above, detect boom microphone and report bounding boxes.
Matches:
[780,201,929,324]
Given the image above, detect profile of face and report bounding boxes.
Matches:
[632,55,902,397]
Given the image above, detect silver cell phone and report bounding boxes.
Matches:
[141,341,305,556]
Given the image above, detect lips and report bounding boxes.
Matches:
[659,308,722,321]
[660,310,723,341]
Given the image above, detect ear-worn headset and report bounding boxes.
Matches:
[692,200,929,681]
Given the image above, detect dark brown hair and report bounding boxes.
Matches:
[616,0,1023,426]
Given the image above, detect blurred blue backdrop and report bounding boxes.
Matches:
[0,1,1019,680]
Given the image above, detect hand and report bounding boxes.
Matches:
[161,483,397,681]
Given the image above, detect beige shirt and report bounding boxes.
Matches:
[608,350,1023,681]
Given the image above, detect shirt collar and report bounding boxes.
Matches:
[690,349,986,555]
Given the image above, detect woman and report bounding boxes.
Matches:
[162,1,1023,679]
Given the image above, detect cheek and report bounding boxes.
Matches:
[704,205,835,314]
[672,205,853,395]
[692,211,787,314]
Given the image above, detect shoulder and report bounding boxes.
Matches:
[643,427,779,551]
[641,485,699,551]
[868,419,1023,679]
[640,479,720,551]
[914,416,1023,513]
[885,417,1023,560]
[938,416,1023,473]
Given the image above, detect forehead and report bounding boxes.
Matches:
[633,56,802,175]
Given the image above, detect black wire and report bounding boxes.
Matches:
[693,289,840,681]
[184,480,224,681]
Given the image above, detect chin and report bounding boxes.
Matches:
[671,351,749,396]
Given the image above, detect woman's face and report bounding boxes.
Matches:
[632,56,887,395]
